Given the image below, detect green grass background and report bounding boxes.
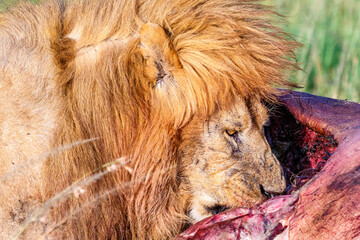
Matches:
[1,0,359,101]
[267,0,360,101]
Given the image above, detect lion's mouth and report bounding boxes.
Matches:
[260,185,278,199]
[205,204,230,216]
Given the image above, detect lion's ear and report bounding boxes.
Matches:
[138,22,182,86]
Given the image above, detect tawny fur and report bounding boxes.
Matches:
[0,0,298,239]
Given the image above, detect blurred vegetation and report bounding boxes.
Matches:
[0,0,37,11]
[266,0,360,101]
[1,0,359,101]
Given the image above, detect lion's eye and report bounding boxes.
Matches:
[225,129,237,137]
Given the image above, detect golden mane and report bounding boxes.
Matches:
[0,0,298,239]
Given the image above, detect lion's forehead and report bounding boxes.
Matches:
[206,99,268,134]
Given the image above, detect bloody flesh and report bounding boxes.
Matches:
[265,106,337,194]
[177,91,360,240]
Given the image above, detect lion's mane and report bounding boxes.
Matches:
[0,0,298,239]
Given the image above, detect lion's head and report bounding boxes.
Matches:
[179,98,286,222]
[0,0,298,239]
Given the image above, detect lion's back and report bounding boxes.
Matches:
[0,2,62,238]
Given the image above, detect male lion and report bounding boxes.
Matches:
[0,0,297,239]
